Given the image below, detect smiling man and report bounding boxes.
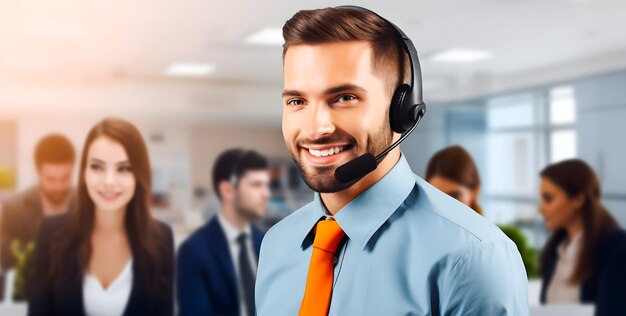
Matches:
[255,7,529,316]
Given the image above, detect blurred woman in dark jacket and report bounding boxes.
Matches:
[539,159,626,315]
[28,118,174,316]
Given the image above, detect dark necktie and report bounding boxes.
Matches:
[237,233,256,316]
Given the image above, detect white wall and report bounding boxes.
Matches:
[0,120,17,172]
[575,70,626,226]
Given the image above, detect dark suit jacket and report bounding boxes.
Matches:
[1,186,76,270]
[541,228,626,316]
[28,214,175,316]
[176,216,264,316]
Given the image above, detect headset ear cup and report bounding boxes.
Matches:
[389,84,412,134]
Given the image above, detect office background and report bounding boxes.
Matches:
[1,0,626,311]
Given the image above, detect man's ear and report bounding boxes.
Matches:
[392,133,402,143]
[218,180,235,201]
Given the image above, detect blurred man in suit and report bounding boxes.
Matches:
[1,134,77,272]
[177,149,270,316]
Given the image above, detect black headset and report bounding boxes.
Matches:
[338,5,426,134]
[333,6,427,184]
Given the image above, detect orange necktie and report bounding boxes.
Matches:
[299,219,346,316]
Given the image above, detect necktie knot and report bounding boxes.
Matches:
[313,219,345,254]
[236,232,248,245]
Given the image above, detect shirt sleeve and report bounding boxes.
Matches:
[440,239,530,316]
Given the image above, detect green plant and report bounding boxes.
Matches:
[10,240,36,301]
[499,225,539,279]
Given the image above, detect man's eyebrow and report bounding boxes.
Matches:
[281,89,303,97]
[281,84,366,98]
[323,84,366,96]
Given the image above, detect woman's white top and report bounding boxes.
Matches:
[546,233,583,304]
[83,259,133,316]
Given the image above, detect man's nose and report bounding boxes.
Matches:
[301,102,335,140]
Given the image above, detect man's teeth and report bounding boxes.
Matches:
[308,146,345,157]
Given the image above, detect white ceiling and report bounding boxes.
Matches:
[2,0,626,125]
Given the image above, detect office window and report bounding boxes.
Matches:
[550,129,577,163]
[549,86,576,125]
[486,132,534,196]
[548,85,577,163]
[485,92,539,197]
[487,93,535,129]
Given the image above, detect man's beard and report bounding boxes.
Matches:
[42,189,71,206]
[288,121,393,193]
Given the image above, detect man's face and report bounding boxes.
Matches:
[234,170,271,220]
[38,162,74,205]
[282,41,393,193]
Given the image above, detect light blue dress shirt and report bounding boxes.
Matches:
[256,154,529,315]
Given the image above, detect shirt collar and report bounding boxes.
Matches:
[217,212,252,243]
[299,154,417,250]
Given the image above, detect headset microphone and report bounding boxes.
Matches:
[333,5,427,184]
[334,106,425,184]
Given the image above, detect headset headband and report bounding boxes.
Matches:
[336,5,423,106]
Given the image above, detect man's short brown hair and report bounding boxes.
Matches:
[34,133,75,169]
[282,7,409,97]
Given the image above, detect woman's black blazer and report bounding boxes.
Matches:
[28,214,174,316]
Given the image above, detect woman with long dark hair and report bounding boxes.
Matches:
[539,159,626,315]
[28,118,174,316]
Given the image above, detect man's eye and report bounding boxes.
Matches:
[336,95,356,103]
[287,99,305,106]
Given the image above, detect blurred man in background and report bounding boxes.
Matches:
[177,149,270,316]
[0,134,76,277]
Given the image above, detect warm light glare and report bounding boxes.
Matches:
[244,28,284,46]
[28,21,91,39]
[164,63,216,77]
[430,49,493,63]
